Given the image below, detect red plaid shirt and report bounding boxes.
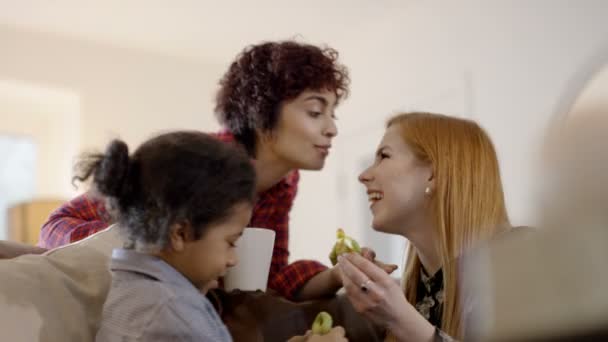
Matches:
[38,132,327,299]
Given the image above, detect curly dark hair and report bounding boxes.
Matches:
[215,40,350,156]
[73,131,255,251]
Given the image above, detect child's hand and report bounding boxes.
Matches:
[287,327,348,342]
[308,326,348,341]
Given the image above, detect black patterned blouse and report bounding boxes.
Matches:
[415,268,457,342]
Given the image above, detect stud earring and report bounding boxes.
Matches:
[425,187,431,195]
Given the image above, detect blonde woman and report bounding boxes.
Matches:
[339,112,510,341]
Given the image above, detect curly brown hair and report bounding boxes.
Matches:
[215,40,350,156]
[74,132,255,252]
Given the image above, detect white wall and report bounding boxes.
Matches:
[0,80,80,198]
[0,26,224,154]
[1,1,608,267]
[0,25,227,209]
[288,0,608,267]
[0,26,226,242]
[0,80,80,238]
[571,65,608,113]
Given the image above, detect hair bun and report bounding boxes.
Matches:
[95,139,130,198]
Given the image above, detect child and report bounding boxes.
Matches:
[91,131,256,341]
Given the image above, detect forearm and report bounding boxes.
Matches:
[387,311,436,342]
[294,267,342,301]
[268,259,327,300]
[0,241,47,259]
[38,192,111,248]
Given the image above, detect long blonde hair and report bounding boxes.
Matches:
[389,112,509,339]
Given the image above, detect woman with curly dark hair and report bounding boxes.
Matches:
[38,40,384,303]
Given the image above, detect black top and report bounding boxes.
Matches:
[415,268,456,342]
[416,267,445,327]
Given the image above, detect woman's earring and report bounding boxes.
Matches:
[425,187,431,195]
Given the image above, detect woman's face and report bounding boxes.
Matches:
[262,89,338,170]
[358,124,433,236]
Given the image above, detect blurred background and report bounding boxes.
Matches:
[1,0,607,273]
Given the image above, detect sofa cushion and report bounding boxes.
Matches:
[0,225,122,342]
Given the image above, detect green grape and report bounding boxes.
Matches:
[329,228,362,266]
[311,311,333,335]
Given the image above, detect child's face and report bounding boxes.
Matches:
[173,202,252,290]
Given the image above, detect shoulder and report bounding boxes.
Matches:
[143,292,230,341]
[103,277,177,317]
[106,275,215,318]
[492,225,536,243]
[101,278,222,338]
[209,130,236,143]
[99,279,176,339]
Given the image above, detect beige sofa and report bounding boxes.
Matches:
[0,226,382,342]
[0,226,122,342]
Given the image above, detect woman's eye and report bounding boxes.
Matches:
[308,111,322,118]
[380,153,390,159]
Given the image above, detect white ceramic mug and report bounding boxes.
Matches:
[223,227,275,292]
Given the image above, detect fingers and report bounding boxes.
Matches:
[287,330,311,342]
[340,265,359,293]
[360,247,398,274]
[329,327,348,342]
[361,247,376,260]
[339,255,381,307]
[308,326,346,342]
[329,326,346,337]
[375,260,399,274]
[341,253,390,283]
[338,254,369,288]
[286,335,305,342]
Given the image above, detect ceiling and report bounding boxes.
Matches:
[0,0,412,63]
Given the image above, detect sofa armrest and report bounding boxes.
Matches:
[0,240,47,259]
